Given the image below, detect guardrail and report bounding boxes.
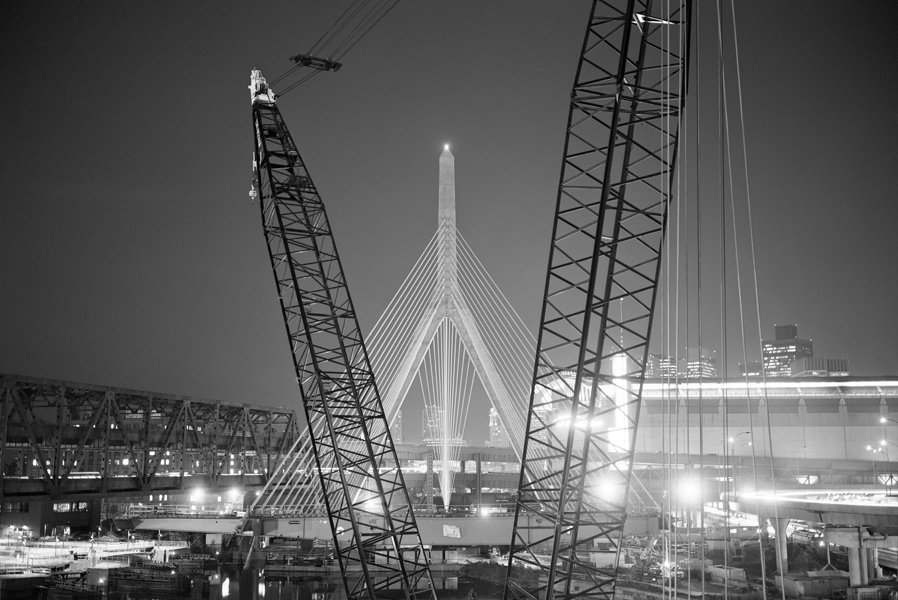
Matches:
[126,502,519,519]
[127,504,245,519]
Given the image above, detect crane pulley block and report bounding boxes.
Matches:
[289,53,342,72]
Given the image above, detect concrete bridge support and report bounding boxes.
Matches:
[858,544,869,585]
[825,527,897,587]
[773,518,789,575]
[846,546,862,586]
[868,547,881,580]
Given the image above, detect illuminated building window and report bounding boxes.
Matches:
[53,501,89,513]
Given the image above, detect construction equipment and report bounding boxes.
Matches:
[249,68,435,600]
[503,2,692,600]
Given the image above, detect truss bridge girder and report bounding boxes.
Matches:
[0,374,300,502]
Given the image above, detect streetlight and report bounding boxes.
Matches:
[882,442,898,492]
[19,528,27,565]
[795,446,807,486]
[880,417,898,425]
[729,431,751,446]
[868,445,892,494]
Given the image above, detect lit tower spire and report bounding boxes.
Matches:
[438,145,457,311]
[439,145,455,226]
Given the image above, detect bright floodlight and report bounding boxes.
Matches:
[594,479,624,503]
[677,478,701,504]
[444,144,449,151]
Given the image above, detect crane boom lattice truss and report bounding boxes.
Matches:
[504,2,690,600]
[249,71,436,600]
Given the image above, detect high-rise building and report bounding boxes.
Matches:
[791,356,850,377]
[685,347,717,378]
[739,361,763,376]
[645,353,679,378]
[645,349,715,379]
[422,406,442,443]
[762,324,813,377]
[391,409,403,443]
[488,407,509,448]
[421,407,464,445]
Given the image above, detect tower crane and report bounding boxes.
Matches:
[249,68,436,600]
[504,2,692,600]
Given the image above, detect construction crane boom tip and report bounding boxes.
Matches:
[249,69,276,104]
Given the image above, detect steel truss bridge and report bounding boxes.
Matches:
[0,374,300,503]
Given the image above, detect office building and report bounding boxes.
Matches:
[645,353,679,378]
[762,324,813,377]
[685,347,717,378]
[739,361,763,377]
[791,356,850,377]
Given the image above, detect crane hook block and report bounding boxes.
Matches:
[249,69,276,104]
[289,54,342,72]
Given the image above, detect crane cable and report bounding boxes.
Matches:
[272,0,401,97]
[714,1,785,597]
[726,0,786,596]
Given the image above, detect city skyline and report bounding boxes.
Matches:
[2,3,897,450]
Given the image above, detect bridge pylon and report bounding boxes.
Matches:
[370,146,531,508]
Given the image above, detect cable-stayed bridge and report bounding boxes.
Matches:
[249,146,536,515]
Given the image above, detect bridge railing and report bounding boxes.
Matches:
[250,505,327,518]
[127,504,245,519]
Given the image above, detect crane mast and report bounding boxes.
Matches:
[249,70,436,600]
[504,2,691,600]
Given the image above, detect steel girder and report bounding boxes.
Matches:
[250,85,435,600]
[504,2,691,600]
[0,374,300,502]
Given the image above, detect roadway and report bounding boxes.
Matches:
[128,513,662,547]
[731,489,898,534]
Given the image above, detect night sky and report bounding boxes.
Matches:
[2,2,897,444]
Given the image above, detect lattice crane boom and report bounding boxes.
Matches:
[504,2,691,600]
[249,69,436,600]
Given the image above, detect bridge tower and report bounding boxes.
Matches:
[371,146,529,507]
[249,70,435,600]
[504,3,691,600]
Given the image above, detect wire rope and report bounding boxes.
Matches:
[306,0,366,57]
[693,2,708,597]
[331,0,401,62]
[272,0,402,97]
[728,2,785,595]
[713,2,733,595]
